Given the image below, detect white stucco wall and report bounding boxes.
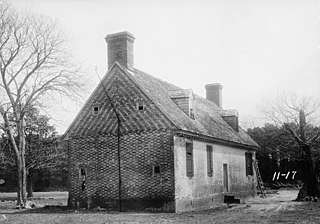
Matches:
[174,136,256,212]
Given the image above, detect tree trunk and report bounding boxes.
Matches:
[27,172,34,198]
[16,155,24,207]
[16,152,27,207]
[296,145,319,200]
[19,120,27,207]
[21,155,27,205]
[296,160,318,200]
[13,118,28,208]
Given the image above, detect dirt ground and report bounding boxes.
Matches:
[0,190,320,224]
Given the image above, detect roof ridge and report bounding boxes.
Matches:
[129,67,259,149]
[133,68,182,90]
[133,68,221,110]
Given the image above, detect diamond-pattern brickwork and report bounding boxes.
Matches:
[68,66,174,137]
[67,66,176,210]
[68,131,175,210]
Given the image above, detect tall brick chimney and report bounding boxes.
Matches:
[105,31,135,70]
[205,83,223,108]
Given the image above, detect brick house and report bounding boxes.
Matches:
[64,31,259,212]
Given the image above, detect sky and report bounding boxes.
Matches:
[10,0,320,134]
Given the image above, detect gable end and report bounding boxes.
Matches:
[65,64,176,137]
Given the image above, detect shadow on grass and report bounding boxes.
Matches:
[1,205,123,215]
[0,206,72,215]
[0,197,17,202]
[24,206,72,213]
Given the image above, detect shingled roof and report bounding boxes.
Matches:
[66,31,258,149]
[120,65,259,149]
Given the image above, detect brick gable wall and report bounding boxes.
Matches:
[68,65,176,211]
[68,66,174,137]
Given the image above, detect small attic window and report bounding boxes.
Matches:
[136,101,145,111]
[153,165,161,176]
[93,106,100,115]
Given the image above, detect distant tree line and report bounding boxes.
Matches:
[247,123,320,185]
[248,93,320,200]
[0,106,68,195]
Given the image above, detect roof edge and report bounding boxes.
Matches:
[174,129,259,151]
[62,62,121,139]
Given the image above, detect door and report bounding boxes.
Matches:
[223,164,229,192]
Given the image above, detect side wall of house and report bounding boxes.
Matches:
[174,136,256,212]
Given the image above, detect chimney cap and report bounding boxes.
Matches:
[205,83,223,89]
[105,31,135,43]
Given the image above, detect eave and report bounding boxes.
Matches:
[174,129,260,151]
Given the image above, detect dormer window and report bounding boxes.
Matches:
[189,96,195,119]
[167,89,195,119]
[221,109,239,132]
[136,101,145,111]
[190,108,195,119]
[93,106,100,115]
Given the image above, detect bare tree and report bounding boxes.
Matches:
[261,92,320,199]
[0,2,84,207]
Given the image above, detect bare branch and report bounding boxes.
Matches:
[260,91,320,147]
[0,1,85,205]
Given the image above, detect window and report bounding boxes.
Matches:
[79,167,87,190]
[93,106,100,115]
[80,168,86,176]
[245,152,253,176]
[186,141,193,177]
[136,101,145,111]
[189,95,195,119]
[190,108,195,119]
[206,145,213,177]
[153,165,161,176]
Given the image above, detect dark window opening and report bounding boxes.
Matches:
[153,165,161,175]
[93,106,99,115]
[186,142,194,177]
[136,101,145,111]
[80,168,86,176]
[245,152,253,176]
[79,167,87,190]
[207,145,213,177]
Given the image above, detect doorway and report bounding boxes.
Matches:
[223,164,229,192]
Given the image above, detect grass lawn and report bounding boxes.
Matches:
[1,190,320,223]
